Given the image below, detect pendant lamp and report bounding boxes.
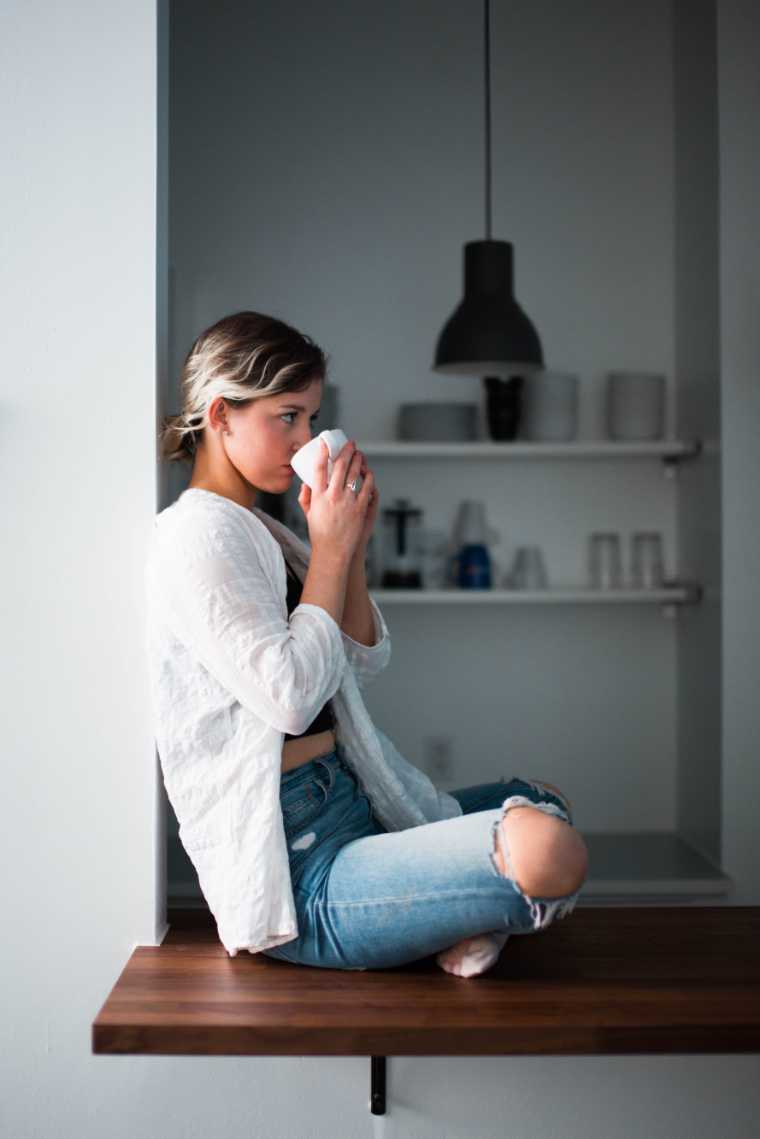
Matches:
[433,0,544,378]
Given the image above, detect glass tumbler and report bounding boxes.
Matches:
[415,528,450,589]
[509,546,549,589]
[588,532,623,589]
[631,532,664,589]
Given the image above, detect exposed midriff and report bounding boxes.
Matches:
[281,728,337,773]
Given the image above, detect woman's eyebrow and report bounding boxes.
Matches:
[280,403,321,413]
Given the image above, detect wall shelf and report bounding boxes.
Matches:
[361,438,703,471]
[362,439,703,457]
[566,833,732,901]
[371,584,702,618]
[372,585,700,603]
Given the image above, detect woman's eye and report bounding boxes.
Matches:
[281,412,320,425]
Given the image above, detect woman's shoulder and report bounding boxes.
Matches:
[150,489,275,572]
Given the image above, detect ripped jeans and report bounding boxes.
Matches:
[261,742,584,971]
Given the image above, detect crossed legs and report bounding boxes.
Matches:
[436,781,588,978]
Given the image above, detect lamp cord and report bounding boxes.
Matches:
[484,0,492,241]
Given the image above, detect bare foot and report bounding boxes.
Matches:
[435,932,509,978]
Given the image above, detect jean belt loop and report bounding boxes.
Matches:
[314,755,336,792]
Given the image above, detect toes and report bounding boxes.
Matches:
[436,933,507,978]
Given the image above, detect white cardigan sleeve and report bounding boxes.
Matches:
[278,523,392,692]
[341,595,392,691]
[157,513,347,736]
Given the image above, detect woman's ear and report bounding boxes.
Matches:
[208,396,230,435]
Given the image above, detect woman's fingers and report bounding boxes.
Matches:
[323,440,353,494]
[336,440,356,487]
[297,482,311,518]
[360,468,373,495]
[316,438,372,495]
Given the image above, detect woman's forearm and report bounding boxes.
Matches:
[300,545,353,629]
[340,552,376,647]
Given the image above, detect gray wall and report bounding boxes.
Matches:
[718,0,760,906]
[168,0,684,834]
[673,0,722,866]
[3,1,760,1137]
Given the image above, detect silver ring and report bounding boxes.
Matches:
[347,475,362,495]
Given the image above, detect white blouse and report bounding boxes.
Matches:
[144,487,462,957]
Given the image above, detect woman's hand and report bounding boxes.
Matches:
[296,439,376,560]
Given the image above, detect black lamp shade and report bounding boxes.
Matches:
[433,240,544,376]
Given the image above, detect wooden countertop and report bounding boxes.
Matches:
[92,905,760,1056]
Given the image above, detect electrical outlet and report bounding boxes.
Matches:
[424,735,453,778]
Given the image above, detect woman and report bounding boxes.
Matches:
[146,310,588,976]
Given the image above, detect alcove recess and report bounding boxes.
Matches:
[165,0,728,912]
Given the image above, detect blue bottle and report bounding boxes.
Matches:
[458,543,492,589]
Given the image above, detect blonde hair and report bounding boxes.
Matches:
[159,311,329,463]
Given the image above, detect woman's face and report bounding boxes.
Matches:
[210,376,324,497]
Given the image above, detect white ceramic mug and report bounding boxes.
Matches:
[519,371,579,441]
[289,428,362,494]
[606,372,665,440]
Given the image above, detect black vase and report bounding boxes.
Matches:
[484,375,524,441]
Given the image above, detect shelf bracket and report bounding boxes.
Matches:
[661,440,703,480]
[370,1055,386,1114]
[660,583,702,617]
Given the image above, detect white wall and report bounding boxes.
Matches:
[1,0,166,1133]
[3,1,760,1137]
